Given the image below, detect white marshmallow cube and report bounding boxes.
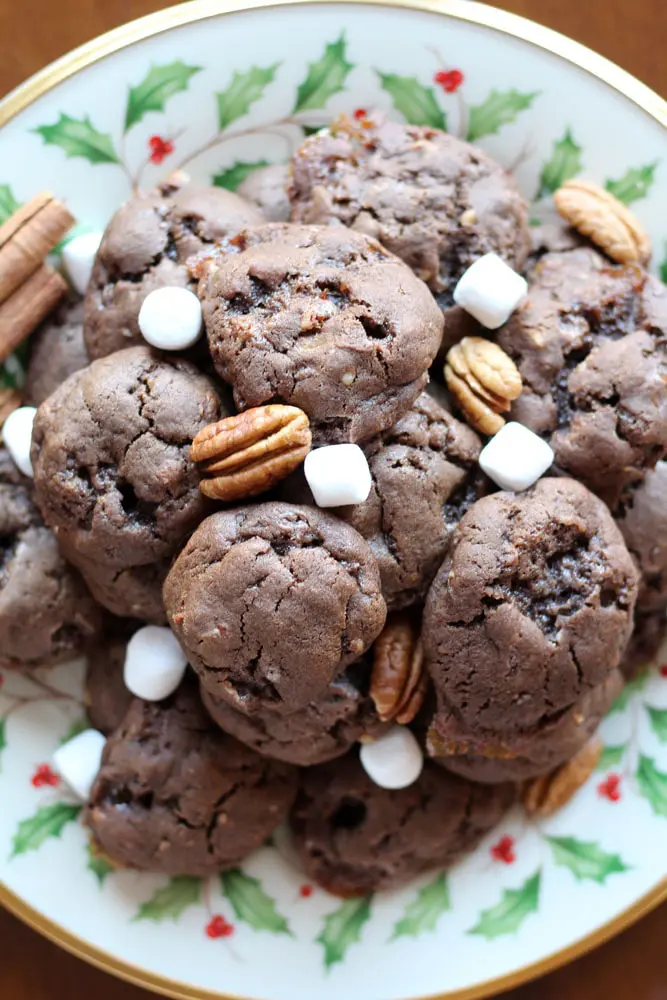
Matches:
[304,444,372,507]
[479,421,554,492]
[138,287,203,351]
[124,625,188,702]
[62,231,103,295]
[359,726,424,790]
[53,729,106,801]
[453,253,528,329]
[2,406,37,477]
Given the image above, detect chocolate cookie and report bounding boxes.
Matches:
[25,298,89,406]
[86,680,298,875]
[0,448,102,668]
[164,502,386,714]
[237,163,291,222]
[524,217,585,279]
[615,462,667,613]
[422,478,638,742]
[290,114,530,309]
[497,249,667,508]
[84,179,264,359]
[85,621,135,734]
[201,656,386,766]
[194,222,444,443]
[621,610,665,680]
[290,751,515,895]
[31,346,223,570]
[60,547,169,625]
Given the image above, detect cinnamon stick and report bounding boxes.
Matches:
[0,264,68,362]
[0,193,75,306]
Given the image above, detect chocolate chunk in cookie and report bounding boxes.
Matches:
[25,298,89,406]
[194,222,444,443]
[164,502,386,714]
[238,163,291,222]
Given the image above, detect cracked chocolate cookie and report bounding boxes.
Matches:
[60,547,169,625]
[86,679,298,875]
[497,249,667,508]
[289,114,530,313]
[0,448,102,668]
[422,478,638,744]
[194,222,444,444]
[84,179,264,359]
[85,621,135,734]
[25,298,89,406]
[615,461,667,613]
[524,217,585,279]
[621,609,665,679]
[237,163,291,222]
[200,655,387,766]
[164,502,387,714]
[290,750,516,895]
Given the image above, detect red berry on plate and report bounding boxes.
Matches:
[434,69,464,93]
[490,834,516,864]
[597,773,622,802]
[31,763,60,788]
[206,914,234,939]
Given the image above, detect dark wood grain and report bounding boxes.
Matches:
[1,1,665,997]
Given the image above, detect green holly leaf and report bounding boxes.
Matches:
[537,128,583,199]
[597,744,627,771]
[605,162,658,204]
[316,896,372,969]
[647,706,667,743]
[468,871,540,940]
[293,36,353,114]
[637,755,667,817]
[87,843,114,886]
[33,115,120,165]
[466,89,539,142]
[212,159,270,191]
[376,72,446,130]
[59,717,88,745]
[302,124,324,138]
[220,869,292,935]
[0,184,20,225]
[546,836,629,883]
[659,243,667,284]
[10,803,82,857]
[134,877,201,922]
[217,64,280,131]
[124,62,202,131]
[0,717,6,772]
[391,873,450,940]
[608,669,649,715]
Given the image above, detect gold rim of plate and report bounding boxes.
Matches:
[0,1,666,997]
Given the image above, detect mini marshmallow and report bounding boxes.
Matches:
[359,726,424,790]
[479,421,554,492]
[2,406,37,477]
[124,625,188,701]
[138,287,203,351]
[453,253,528,329]
[62,231,103,295]
[53,729,106,801]
[304,444,372,507]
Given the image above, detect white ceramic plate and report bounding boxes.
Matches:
[1,3,666,998]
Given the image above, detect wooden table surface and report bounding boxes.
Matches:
[1,0,666,997]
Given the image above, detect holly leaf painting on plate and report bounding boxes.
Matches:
[605,162,658,204]
[391,873,450,940]
[636,755,667,817]
[87,843,114,887]
[597,744,627,771]
[293,35,353,114]
[124,62,202,131]
[377,72,447,131]
[134,876,201,922]
[466,89,539,142]
[660,243,667,283]
[647,707,667,743]
[220,869,292,935]
[10,803,82,857]
[546,836,630,884]
[33,115,120,165]
[537,128,583,198]
[0,184,20,225]
[212,160,270,191]
[468,871,541,940]
[217,64,281,131]
[316,896,372,969]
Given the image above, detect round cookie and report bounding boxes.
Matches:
[524,217,585,279]
[422,478,638,741]
[84,178,264,359]
[621,610,666,680]
[615,461,667,613]
[194,222,444,443]
[85,621,135,734]
[497,249,667,509]
[25,298,89,406]
[164,502,387,714]
[237,163,291,222]
[31,346,223,570]
[289,113,530,307]
[290,751,516,896]
[86,680,298,875]
[200,656,387,766]
[0,448,102,668]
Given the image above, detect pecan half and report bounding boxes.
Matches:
[554,179,651,265]
[191,404,312,502]
[370,613,427,725]
[445,337,522,435]
[522,738,602,817]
